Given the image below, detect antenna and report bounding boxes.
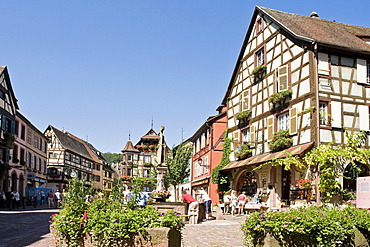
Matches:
[151,116,154,129]
[128,130,131,141]
[86,136,88,142]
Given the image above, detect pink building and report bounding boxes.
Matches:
[189,106,227,203]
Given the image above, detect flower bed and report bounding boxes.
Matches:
[242,206,370,247]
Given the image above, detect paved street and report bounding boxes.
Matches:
[0,205,246,247]
[182,214,246,247]
[0,204,59,247]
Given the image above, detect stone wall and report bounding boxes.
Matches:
[50,225,181,247]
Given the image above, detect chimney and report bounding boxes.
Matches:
[310,12,319,18]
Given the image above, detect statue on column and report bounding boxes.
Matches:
[155,126,167,192]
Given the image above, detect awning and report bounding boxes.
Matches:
[221,142,314,171]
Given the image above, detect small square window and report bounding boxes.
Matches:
[256,48,265,66]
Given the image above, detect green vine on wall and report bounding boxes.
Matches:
[211,129,232,193]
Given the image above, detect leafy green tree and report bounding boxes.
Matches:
[166,143,192,201]
[102,152,122,164]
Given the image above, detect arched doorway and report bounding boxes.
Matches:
[11,173,17,192]
[239,171,258,196]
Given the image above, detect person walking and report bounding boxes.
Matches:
[47,190,54,208]
[11,190,20,209]
[237,191,247,215]
[54,190,62,208]
[198,187,214,220]
[39,190,45,205]
[181,189,199,224]
[231,190,238,217]
[223,191,232,214]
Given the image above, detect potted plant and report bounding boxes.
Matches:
[151,190,171,202]
[268,90,293,104]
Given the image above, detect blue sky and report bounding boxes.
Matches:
[1,1,369,153]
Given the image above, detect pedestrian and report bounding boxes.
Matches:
[237,191,247,215]
[40,190,45,205]
[181,189,199,224]
[47,190,54,208]
[54,190,62,208]
[137,192,149,208]
[123,187,132,203]
[198,187,214,220]
[231,190,238,217]
[11,190,20,209]
[62,189,68,201]
[223,191,232,214]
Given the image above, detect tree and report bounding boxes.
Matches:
[166,143,192,201]
[102,152,122,164]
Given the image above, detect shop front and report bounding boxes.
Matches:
[222,142,314,209]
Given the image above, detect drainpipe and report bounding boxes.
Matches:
[313,42,321,205]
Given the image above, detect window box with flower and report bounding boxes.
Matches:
[235,110,252,122]
[269,90,293,105]
[252,65,267,83]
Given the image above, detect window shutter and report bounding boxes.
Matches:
[331,101,342,128]
[11,120,15,135]
[267,116,274,142]
[318,53,330,76]
[359,105,370,131]
[357,59,367,84]
[1,115,6,131]
[289,108,297,135]
[278,66,288,91]
[241,90,250,111]
[250,125,256,147]
[233,131,239,143]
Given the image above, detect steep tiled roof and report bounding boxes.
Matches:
[259,6,370,54]
[67,132,102,163]
[50,126,92,160]
[121,140,139,153]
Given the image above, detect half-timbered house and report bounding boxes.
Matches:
[44,125,95,191]
[0,66,19,194]
[220,6,370,207]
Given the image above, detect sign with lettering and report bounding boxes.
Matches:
[356,176,370,208]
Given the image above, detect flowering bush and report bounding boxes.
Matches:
[151,190,171,198]
[242,206,370,247]
[296,178,312,189]
[51,179,182,246]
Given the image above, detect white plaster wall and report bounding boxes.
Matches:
[343,115,354,128]
[320,129,333,143]
[351,84,363,97]
[341,67,353,81]
[343,103,356,113]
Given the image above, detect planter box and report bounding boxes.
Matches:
[251,229,369,247]
[50,224,181,247]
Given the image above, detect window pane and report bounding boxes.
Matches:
[319,102,328,125]
[278,113,289,130]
